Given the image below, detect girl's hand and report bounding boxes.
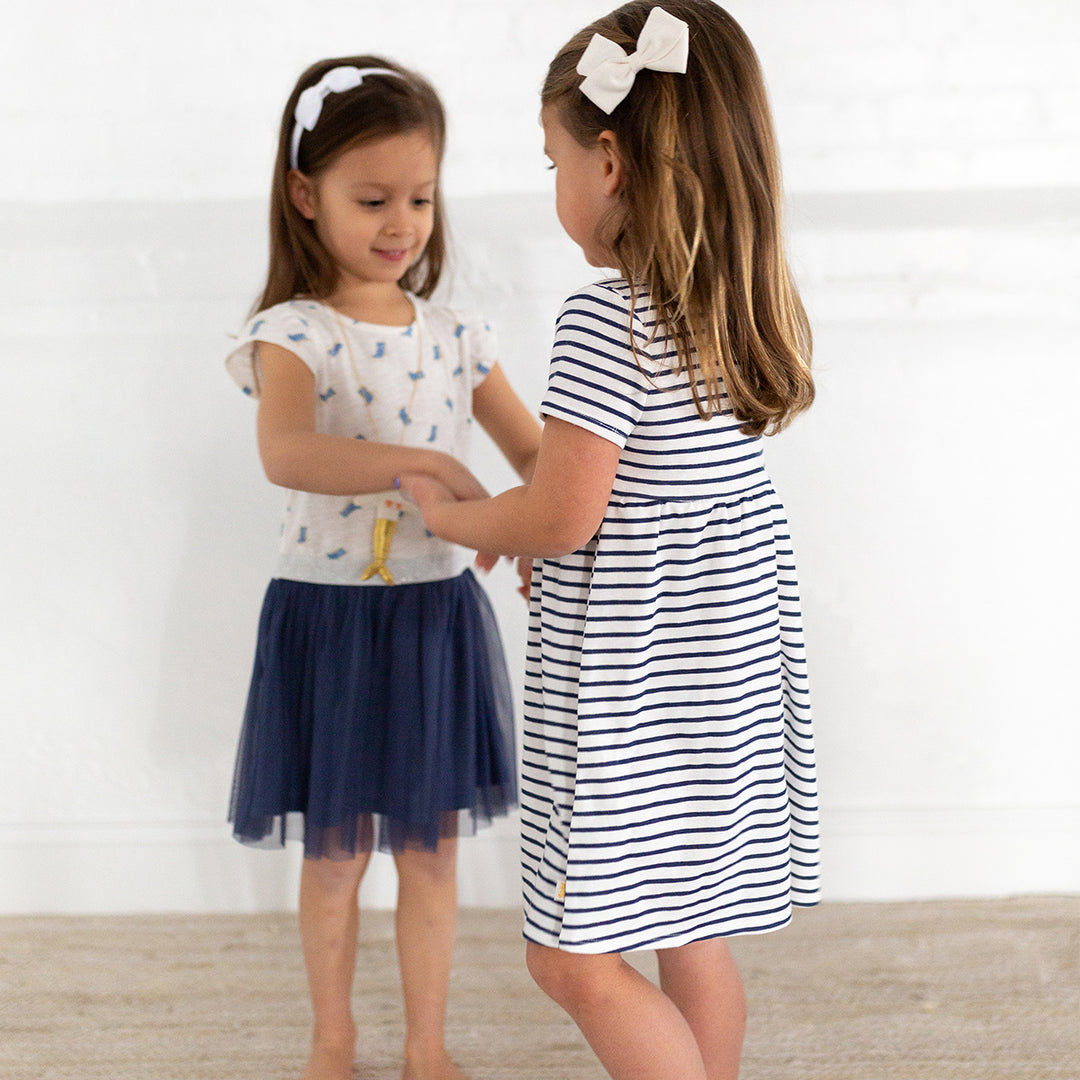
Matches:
[439,456,491,503]
[514,557,533,601]
[399,472,456,514]
[400,473,502,570]
[474,550,500,574]
[470,553,531,597]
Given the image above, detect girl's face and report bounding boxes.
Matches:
[289,130,438,294]
[541,105,622,268]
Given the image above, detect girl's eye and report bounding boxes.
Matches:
[413,198,433,207]
[360,200,384,208]
[546,163,556,171]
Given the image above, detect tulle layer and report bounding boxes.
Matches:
[229,570,517,858]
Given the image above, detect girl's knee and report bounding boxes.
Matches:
[302,852,369,900]
[394,841,458,887]
[526,942,568,1001]
[526,942,613,1008]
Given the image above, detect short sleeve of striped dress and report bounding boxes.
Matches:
[539,282,656,446]
[520,279,821,955]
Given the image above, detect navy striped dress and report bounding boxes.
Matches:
[521,280,820,953]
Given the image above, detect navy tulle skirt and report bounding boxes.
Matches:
[229,570,517,858]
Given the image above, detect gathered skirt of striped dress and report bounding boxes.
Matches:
[519,482,820,953]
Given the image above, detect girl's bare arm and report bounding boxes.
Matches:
[402,415,620,559]
[255,342,489,500]
[471,362,542,482]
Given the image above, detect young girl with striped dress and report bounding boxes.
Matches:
[403,4,820,1077]
[225,56,540,1080]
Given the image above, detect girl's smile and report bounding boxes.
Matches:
[288,130,438,302]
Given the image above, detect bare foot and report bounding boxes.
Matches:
[401,1048,467,1080]
[303,1032,356,1080]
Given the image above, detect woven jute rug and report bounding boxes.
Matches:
[1,896,1076,1079]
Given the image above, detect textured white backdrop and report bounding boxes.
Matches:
[1,0,1078,913]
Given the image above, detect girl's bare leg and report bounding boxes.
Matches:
[298,850,371,1080]
[526,942,709,1080]
[657,938,746,1080]
[393,839,466,1080]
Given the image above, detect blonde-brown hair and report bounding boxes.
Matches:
[543,0,813,435]
[254,56,447,315]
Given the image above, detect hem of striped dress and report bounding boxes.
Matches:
[522,899,820,954]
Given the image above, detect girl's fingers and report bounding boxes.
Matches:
[515,557,533,598]
[474,551,499,573]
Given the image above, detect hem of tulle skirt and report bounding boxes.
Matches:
[231,793,516,859]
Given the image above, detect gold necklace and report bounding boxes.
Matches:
[329,305,425,585]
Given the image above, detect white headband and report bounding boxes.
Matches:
[576,6,689,114]
[289,65,405,170]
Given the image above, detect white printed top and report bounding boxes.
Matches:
[226,296,496,585]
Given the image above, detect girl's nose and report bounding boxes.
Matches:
[385,204,411,236]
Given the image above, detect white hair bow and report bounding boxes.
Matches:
[576,6,689,114]
[290,65,403,169]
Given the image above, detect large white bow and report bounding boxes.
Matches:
[576,6,689,114]
[290,65,402,169]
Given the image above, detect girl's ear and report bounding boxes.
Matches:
[287,169,318,220]
[597,130,625,197]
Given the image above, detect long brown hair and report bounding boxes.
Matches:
[254,56,448,315]
[543,0,813,435]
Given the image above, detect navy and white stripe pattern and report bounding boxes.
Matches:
[521,279,820,954]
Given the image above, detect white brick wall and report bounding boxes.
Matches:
[732,0,1080,191]
[4,0,1078,201]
